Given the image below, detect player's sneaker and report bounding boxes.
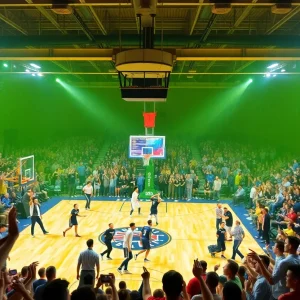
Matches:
[134,254,138,260]
[144,258,150,262]
[107,257,112,260]
[100,254,103,260]
[117,268,123,275]
[123,270,131,274]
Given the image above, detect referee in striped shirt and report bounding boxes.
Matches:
[77,239,100,287]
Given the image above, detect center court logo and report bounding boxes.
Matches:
[99,227,171,250]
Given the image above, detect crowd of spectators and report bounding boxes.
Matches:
[1,139,300,299]
[198,140,300,253]
[96,140,199,200]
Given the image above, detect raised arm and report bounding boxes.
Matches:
[0,207,19,268]
[141,267,152,300]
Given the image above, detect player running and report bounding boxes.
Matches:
[134,220,152,262]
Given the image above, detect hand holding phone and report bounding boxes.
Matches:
[9,269,17,276]
[100,274,112,283]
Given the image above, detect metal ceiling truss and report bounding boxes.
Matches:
[227,0,258,35]
[2,1,300,8]
[25,0,68,34]
[189,0,204,35]
[0,8,28,35]
[1,47,300,61]
[79,0,107,35]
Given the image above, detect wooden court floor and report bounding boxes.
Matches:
[9,200,263,292]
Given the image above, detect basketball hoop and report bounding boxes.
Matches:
[143,154,152,166]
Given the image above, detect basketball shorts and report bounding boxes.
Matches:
[141,238,151,250]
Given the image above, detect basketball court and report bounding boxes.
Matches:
[9,200,263,292]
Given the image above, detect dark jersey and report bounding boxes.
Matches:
[150,197,160,214]
[70,209,79,224]
[141,226,152,240]
[104,228,115,242]
[224,211,233,227]
[217,228,226,242]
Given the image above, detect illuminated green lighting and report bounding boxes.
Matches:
[3,63,8,68]
[248,79,253,84]
[56,78,61,83]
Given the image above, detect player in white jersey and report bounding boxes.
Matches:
[83,181,93,210]
[130,187,141,216]
[117,222,136,274]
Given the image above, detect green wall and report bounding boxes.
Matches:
[1,75,299,150]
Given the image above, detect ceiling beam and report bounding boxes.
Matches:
[2,1,300,8]
[266,6,300,34]
[79,0,107,35]
[2,47,300,61]
[189,0,204,35]
[201,45,227,74]
[25,0,67,34]
[227,0,258,35]
[0,10,28,35]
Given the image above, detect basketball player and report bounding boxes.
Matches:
[63,204,86,237]
[130,187,141,216]
[83,181,93,210]
[134,220,152,262]
[117,222,136,274]
[148,193,162,226]
[100,223,115,260]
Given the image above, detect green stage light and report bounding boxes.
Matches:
[248,79,253,84]
[56,78,61,83]
[3,63,8,68]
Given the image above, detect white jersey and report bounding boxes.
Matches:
[131,191,140,209]
[83,185,93,194]
[123,228,133,248]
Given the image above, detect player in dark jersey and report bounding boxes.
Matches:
[63,204,86,237]
[148,193,162,226]
[134,220,152,262]
[211,221,227,258]
[100,223,115,260]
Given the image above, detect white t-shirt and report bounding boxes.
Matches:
[213,180,222,191]
[83,185,93,194]
[131,191,140,209]
[123,229,133,248]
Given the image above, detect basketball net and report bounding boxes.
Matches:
[143,154,151,166]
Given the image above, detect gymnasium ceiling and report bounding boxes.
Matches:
[1,0,300,86]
